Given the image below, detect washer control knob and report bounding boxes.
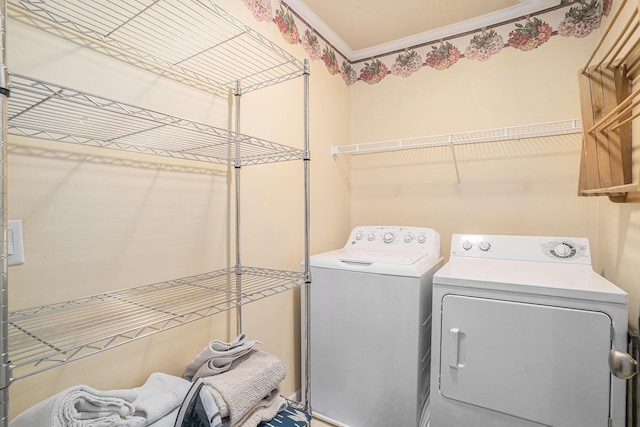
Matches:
[355,232,363,240]
[404,234,413,243]
[479,241,491,251]
[368,233,376,241]
[383,232,394,243]
[417,235,426,244]
[553,243,573,258]
[462,240,472,251]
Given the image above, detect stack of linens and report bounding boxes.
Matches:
[182,334,287,427]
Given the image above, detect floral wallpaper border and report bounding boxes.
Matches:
[242,0,611,86]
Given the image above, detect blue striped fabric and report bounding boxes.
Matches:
[258,405,312,427]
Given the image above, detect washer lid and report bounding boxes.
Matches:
[309,248,442,277]
[331,248,427,265]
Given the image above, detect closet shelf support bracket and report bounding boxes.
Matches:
[448,139,462,189]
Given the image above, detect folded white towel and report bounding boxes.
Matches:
[146,407,178,427]
[183,333,260,381]
[11,385,142,427]
[10,373,190,427]
[131,372,191,424]
[201,349,287,426]
[235,388,287,427]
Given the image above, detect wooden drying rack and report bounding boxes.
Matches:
[579,0,640,202]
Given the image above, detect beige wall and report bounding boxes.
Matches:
[6,0,351,419]
[597,198,640,330]
[348,34,601,260]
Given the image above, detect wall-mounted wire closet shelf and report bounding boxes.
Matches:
[331,119,582,187]
[7,73,305,166]
[7,0,304,95]
[331,119,583,156]
[8,266,304,381]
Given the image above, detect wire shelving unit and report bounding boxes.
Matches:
[0,0,312,424]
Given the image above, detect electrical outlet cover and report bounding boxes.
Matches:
[8,219,24,266]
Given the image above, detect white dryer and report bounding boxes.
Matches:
[304,226,443,427]
[430,234,628,427]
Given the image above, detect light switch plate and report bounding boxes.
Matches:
[8,219,24,266]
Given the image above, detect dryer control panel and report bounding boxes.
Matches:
[450,234,591,264]
[346,225,440,253]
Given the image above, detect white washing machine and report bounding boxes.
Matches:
[430,234,628,427]
[303,226,443,427]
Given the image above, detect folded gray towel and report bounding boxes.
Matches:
[201,349,287,426]
[183,333,260,381]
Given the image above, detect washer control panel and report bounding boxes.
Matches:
[450,234,591,264]
[347,226,440,252]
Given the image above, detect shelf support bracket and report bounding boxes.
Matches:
[449,138,462,188]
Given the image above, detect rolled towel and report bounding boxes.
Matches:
[201,349,287,426]
[10,385,143,427]
[183,333,260,381]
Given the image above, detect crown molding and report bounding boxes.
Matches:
[286,0,560,62]
[284,0,356,59]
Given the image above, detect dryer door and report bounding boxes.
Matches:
[439,295,612,427]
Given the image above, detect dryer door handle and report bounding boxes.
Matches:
[448,328,465,368]
[609,348,638,379]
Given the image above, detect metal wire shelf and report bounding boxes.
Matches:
[8,0,305,95]
[331,119,583,156]
[7,73,305,166]
[8,266,305,380]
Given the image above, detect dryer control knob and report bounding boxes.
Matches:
[404,234,414,243]
[417,235,426,244]
[462,240,472,251]
[383,232,394,243]
[355,232,363,240]
[368,233,376,241]
[479,241,491,251]
[553,243,573,258]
